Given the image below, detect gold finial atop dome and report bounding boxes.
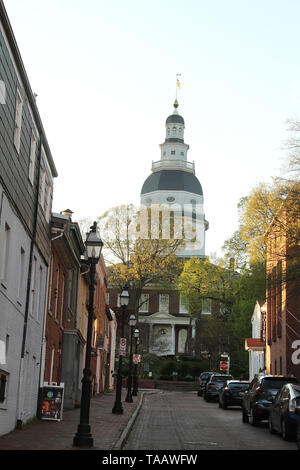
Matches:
[174,99,179,109]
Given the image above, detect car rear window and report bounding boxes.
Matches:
[201,373,211,380]
[229,383,249,391]
[213,376,232,382]
[262,377,299,389]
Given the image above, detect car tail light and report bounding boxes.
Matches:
[290,398,296,414]
[256,387,267,393]
[208,383,215,388]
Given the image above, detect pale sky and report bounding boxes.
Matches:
[3,0,300,256]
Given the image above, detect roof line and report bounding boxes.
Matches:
[0,0,58,177]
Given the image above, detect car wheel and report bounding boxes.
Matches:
[249,407,258,426]
[242,407,249,423]
[268,416,276,434]
[281,419,292,441]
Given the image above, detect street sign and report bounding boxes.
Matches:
[133,354,141,364]
[119,338,127,356]
[220,361,228,371]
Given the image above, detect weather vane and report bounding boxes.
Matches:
[176,73,181,100]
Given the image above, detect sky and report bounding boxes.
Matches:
[3,0,300,257]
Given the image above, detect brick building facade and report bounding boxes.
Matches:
[265,190,300,381]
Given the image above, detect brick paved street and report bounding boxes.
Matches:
[124,390,298,450]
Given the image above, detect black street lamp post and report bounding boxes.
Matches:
[132,329,139,397]
[73,222,103,448]
[112,286,130,414]
[125,314,137,403]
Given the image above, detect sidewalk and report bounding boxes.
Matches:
[0,389,151,451]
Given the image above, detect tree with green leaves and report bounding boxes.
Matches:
[97,204,185,317]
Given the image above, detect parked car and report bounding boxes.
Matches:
[204,374,234,402]
[219,380,250,409]
[197,372,215,397]
[268,383,300,440]
[242,375,299,426]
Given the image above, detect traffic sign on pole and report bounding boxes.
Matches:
[220,361,228,371]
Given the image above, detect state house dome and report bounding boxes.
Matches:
[141,169,203,196]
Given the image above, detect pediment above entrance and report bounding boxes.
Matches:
[146,311,176,321]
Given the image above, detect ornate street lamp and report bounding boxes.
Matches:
[125,314,137,403]
[132,329,140,397]
[112,286,130,414]
[73,222,103,448]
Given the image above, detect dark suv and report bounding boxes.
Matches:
[242,375,299,426]
[197,372,215,397]
[204,374,233,402]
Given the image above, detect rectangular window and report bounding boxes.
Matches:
[67,269,74,310]
[1,223,10,283]
[202,298,211,315]
[159,294,169,313]
[0,340,5,364]
[179,295,188,313]
[28,130,37,184]
[139,293,149,313]
[0,372,8,403]
[14,89,23,153]
[60,275,65,325]
[105,292,110,305]
[17,247,25,301]
[30,256,37,316]
[40,169,46,209]
[48,255,53,312]
[276,261,282,338]
[37,266,43,321]
[45,183,52,222]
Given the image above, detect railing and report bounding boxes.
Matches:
[152,159,195,173]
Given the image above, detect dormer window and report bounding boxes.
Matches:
[171,150,175,155]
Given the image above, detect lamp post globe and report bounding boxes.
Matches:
[73,222,103,448]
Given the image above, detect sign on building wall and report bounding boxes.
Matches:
[40,383,64,421]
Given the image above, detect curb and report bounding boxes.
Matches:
[111,392,145,450]
[111,390,159,451]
